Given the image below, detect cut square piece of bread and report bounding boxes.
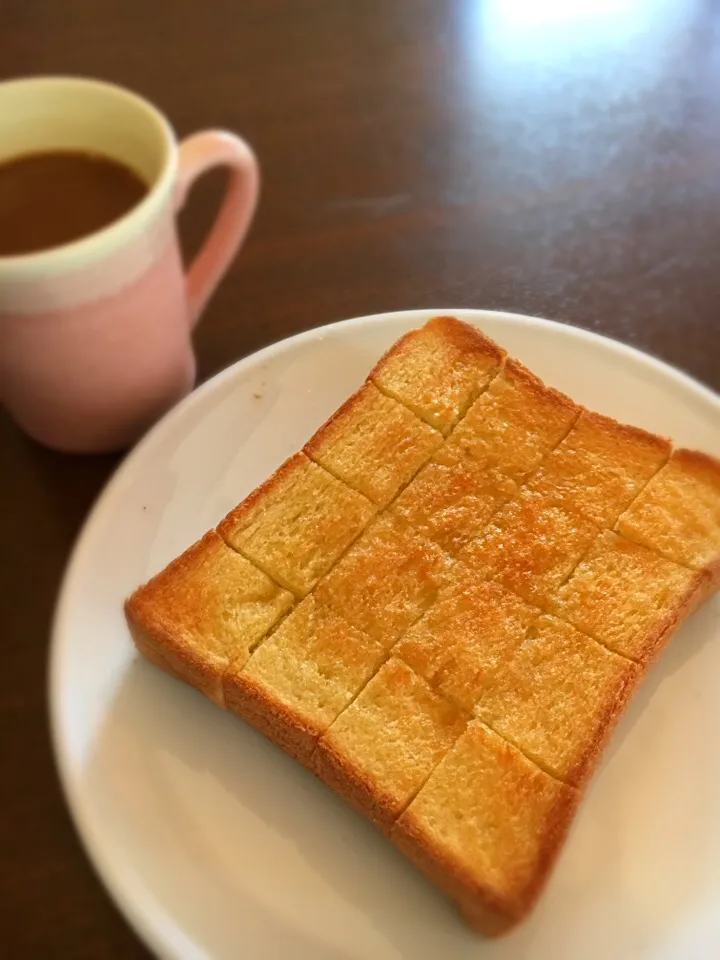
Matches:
[459,489,600,607]
[525,411,670,527]
[224,595,385,764]
[548,530,708,661]
[314,514,451,649]
[392,721,577,936]
[312,658,467,829]
[617,448,720,587]
[369,315,505,434]
[218,452,377,597]
[443,359,579,481]
[390,445,518,555]
[125,531,294,706]
[394,573,539,711]
[475,615,638,784]
[304,381,442,506]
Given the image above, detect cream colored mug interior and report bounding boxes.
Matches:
[0,77,177,288]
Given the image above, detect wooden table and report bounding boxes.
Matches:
[2,1,719,955]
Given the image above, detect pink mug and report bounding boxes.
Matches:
[0,77,259,453]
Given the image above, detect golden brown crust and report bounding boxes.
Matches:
[218,452,307,538]
[223,668,324,767]
[500,359,578,420]
[391,722,580,929]
[128,619,226,707]
[673,449,720,589]
[673,447,720,486]
[310,734,401,832]
[125,530,293,707]
[393,782,580,934]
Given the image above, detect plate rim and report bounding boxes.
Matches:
[48,307,720,960]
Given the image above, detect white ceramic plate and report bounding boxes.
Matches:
[51,309,720,960]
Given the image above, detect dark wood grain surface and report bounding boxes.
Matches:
[1,1,719,956]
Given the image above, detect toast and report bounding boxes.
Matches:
[126,315,720,934]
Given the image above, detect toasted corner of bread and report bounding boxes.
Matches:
[369,316,505,434]
[218,452,377,596]
[617,447,720,582]
[445,358,580,481]
[125,530,294,706]
[392,721,578,933]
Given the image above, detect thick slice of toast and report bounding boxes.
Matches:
[224,595,384,764]
[392,721,578,935]
[369,315,505,434]
[218,452,377,597]
[125,531,294,706]
[443,358,579,481]
[304,381,443,506]
[311,657,467,829]
[126,316,720,936]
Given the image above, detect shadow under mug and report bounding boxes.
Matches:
[0,76,259,453]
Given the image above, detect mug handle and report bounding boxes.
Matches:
[174,130,259,328]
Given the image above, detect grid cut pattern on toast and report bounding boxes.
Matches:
[393,572,540,711]
[616,448,720,585]
[126,316,719,936]
[474,614,639,784]
[458,487,601,607]
[548,530,708,661]
[392,721,578,933]
[369,315,505,434]
[311,657,468,828]
[224,595,385,764]
[524,411,671,527]
[442,358,580,481]
[390,445,519,555]
[125,531,294,706]
[304,381,443,506]
[218,452,377,597]
[313,514,452,648]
